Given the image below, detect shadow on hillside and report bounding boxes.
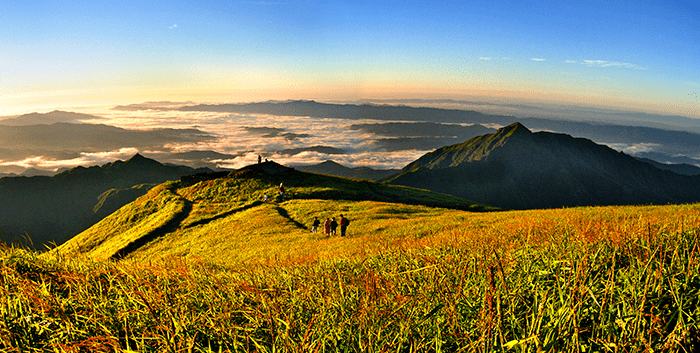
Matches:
[110,199,193,260]
[276,206,307,230]
[183,201,264,229]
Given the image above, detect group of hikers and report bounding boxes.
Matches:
[259,179,350,236]
[311,215,350,236]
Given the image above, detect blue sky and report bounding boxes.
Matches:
[1,0,699,117]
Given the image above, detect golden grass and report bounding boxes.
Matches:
[18,174,700,351]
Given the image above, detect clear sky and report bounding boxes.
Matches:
[1,0,699,117]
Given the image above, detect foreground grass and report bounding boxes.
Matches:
[3,203,700,352]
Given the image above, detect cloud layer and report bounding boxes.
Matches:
[0,107,436,174]
[3,100,700,175]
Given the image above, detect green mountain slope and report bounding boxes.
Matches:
[386,122,700,209]
[0,154,209,248]
[54,162,492,262]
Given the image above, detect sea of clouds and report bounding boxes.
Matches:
[0,106,429,174]
[2,99,700,176]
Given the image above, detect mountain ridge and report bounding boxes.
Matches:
[0,110,104,126]
[0,154,212,248]
[295,160,400,180]
[387,122,700,209]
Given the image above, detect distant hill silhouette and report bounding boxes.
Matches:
[385,122,700,209]
[635,157,700,176]
[0,110,104,125]
[278,146,345,156]
[0,168,57,178]
[296,160,399,180]
[0,154,211,248]
[0,122,216,164]
[179,100,499,124]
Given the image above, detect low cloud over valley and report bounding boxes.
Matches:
[2,100,700,175]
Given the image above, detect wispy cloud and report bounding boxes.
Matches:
[531,58,546,62]
[566,60,647,70]
[169,24,177,29]
[479,57,492,60]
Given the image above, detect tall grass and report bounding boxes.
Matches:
[3,203,699,351]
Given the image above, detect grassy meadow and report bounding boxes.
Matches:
[1,169,699,351]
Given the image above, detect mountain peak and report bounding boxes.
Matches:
[114,153,164,170]
[238,160,293,175]
[317,160,343,167]
[126,153,148,163]
[496,122,532,138]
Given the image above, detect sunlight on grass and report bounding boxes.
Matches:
[19,171,700,351]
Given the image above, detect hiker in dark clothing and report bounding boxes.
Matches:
[330,217,338,236]
[312,217,320,233]
[323,218,331,235]
[339,214,350,236]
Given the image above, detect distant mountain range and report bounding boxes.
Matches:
[0,168,62,178]
[635,157,700,176]
[0,154,210,248]
[0,110,104,125]
[0,122,215,166]
[385,122,700,210]
[296,160,399,180]
[171,100,700,165]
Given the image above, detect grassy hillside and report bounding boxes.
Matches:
[2,202,698,351]
[54,162,491,262]
[3,164,698,351]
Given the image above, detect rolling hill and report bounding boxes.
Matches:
[53,161,492,261]
[0,154,210,248]
[385,122,700,209]
[295,160,399,180]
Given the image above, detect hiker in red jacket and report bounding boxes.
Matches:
[339,214,350,236]
[323,218,331,235]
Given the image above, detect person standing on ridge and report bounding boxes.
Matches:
[278,183,285,197]
[339,214,350,236]
[312,217,320,233]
